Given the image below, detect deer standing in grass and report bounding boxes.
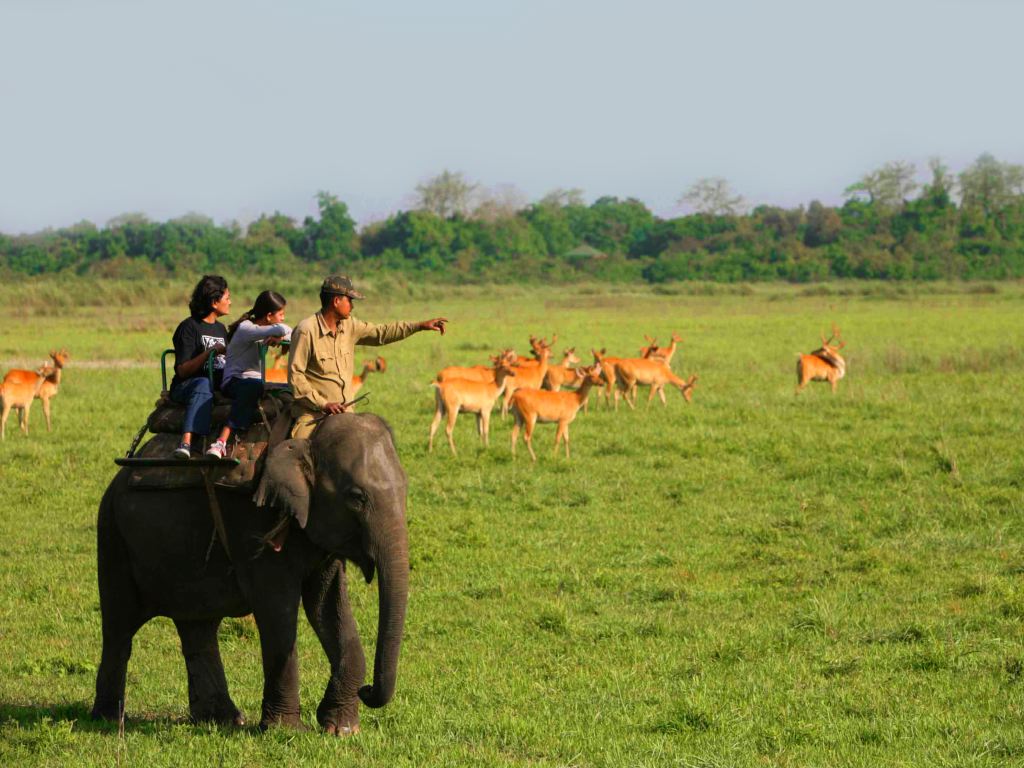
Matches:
[510,364,603,461]
[1,349,70,438]
[1,362,49,440]
[614,357,697,407]
[643,332,683,365]
[502,344,552,417]
[592,348,636,409]
[348,356,387,397]
[543,347,581,390]
[429,359,517,455]
[36,350,70,432]
[796,326,846,393]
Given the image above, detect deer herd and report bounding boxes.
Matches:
[429,332,701,460]
[0,325,849,456]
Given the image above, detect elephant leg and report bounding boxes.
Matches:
[253,590,304,730]
[174,618,245,726]
[302,559,364,736]
[92,509,146,721]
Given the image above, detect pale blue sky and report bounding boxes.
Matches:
[1,0,1021,233]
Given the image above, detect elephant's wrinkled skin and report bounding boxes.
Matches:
[91,414,409,734]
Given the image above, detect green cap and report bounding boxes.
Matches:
[320,275,365,300]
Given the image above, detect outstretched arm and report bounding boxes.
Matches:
[354,317,449,346]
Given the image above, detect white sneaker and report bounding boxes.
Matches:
[173,442,191,460]
[206,440,227,459]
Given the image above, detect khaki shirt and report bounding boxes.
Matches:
[288,311,417,416]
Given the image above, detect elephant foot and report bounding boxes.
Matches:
[190,703,246,728]
[317,700,360,736]
[90,698,123,722]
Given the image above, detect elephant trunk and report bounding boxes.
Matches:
[358,515,408,709]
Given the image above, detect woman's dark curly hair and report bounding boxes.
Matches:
[188,275,229,319]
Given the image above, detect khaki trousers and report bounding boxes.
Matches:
[289,411,320,440]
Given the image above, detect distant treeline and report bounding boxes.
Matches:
[4,155,1024,283]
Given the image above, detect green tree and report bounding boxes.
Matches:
[305,191,358,263]
[804,201,842,246]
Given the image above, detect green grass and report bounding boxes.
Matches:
[2,281,1023,766]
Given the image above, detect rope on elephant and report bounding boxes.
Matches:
[201,469,232,562]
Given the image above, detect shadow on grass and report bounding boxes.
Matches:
[0,701,250,736]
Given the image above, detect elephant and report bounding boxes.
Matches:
[90,413,409,735]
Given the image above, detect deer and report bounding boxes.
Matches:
[428,359,517,455]
[591,348,631,410]
[348,356,387,397]
[502,344,552,417]
[510,364,604,461]
[614,357,698,407]
[796,325,847,394]
[642,332,683,365]
[543,347,581,390]
[1,361,50,440]
[35,349,70,432]
[513,334,557,371]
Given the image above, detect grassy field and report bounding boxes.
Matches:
[1,280,1023,767]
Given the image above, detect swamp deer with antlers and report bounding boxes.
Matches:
[510,364,603,461]
[429,359,517,455]
[796,326,847,393]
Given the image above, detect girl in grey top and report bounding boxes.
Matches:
[206,291,292,458]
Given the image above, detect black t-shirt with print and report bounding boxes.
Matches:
[170,316,228,390]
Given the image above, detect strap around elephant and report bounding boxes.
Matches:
[201,468,231,563]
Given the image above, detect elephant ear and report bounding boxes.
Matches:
[253,438,315,528]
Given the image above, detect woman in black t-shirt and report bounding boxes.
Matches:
[169,275,232,459]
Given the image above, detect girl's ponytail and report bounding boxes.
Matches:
[226,311,254,344]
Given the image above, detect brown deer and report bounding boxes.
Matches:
[35,349,70,431]
[510,364,603,461]
[1,361,50,439]
[349,356,387,397]
[514,334,557,371]
[502,344,552,417]
[643,332,683,365]
[428,359,517,455]
[543,347,581,390]
[613,357,696,408]
[797,325,847,393]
